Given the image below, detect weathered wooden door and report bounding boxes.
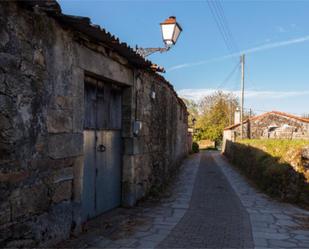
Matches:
[82,78,122,222]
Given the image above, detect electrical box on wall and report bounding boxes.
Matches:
[133,121,142,136]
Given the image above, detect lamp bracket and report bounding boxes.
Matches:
[135,45,171,58]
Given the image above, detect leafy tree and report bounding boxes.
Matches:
[195,91,239,144]
[182,98,199,127]
[182,91,254,144]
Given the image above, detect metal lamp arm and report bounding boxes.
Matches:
[136,45,171,58]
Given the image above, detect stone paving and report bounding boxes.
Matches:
[58,151,309,249]
[57,153,201,248]
[212,151,309,249]
[158,152,253,248]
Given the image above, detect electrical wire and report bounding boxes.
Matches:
[206,2,305,118]
[207,1,234,53]
[216,61,240,90]
[213,0,239,52]
[207,0,238,53]
[232,64,241,91]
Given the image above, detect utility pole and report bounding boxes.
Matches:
[240,54,245,139]
[229,101,232,126]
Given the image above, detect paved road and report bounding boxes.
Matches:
[58,151,309,249]
[158,152,253,248]
[213,152,309,248]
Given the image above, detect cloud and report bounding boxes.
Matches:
[168,55,232,71]
[275,26,287,33]
[168,34,309,72]
[177,88,309,102]
[275,24,298,33]
[241,35,309,54]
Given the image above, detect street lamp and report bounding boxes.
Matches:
[192,117,196,127]
[191,117,196,136]
[136,16,183,58]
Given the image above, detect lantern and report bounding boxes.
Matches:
[160,16,182,46]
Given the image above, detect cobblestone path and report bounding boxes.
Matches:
[213,151,309,248]
[58,151,309,249]
[158,151,253,248]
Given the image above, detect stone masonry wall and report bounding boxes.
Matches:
[123,72,188,202]
[0,2,188,247]
[0,3,80,247]
[233,113,309,140]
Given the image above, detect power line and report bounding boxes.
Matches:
[216,61,240,90]
[207,0,241,101]
[213,0,239,52]
[232,64,241,91]
[208,1,233,53]
[246,81,259,91]
[207,1,234,53]
[207,0,238,53]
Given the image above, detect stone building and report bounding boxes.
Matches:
[0,1,189,247]
[223,111,309,144]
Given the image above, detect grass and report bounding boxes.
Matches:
[238,139,309,177]
[238,139,309,158]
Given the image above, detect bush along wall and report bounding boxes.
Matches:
[224,140,309,209]
[192,142,199,153]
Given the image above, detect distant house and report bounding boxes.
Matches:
[223,111,309,142]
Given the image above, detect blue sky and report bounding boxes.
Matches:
[59,0,309,115]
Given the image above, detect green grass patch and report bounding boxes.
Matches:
[238,139,308,158]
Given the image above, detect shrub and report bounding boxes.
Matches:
[224,140,309,208]
[192,142,199,153]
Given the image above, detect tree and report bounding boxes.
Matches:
[195,91,239,144]
[182,98,199,127]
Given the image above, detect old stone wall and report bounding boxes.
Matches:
[122,72,188,202]
[0,1,188,247]
[0,3,79,247]
[233,113,309,140]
